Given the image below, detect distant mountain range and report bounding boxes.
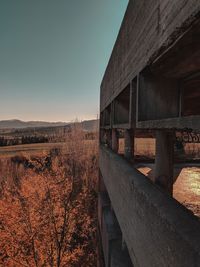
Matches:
[0,119,99,131]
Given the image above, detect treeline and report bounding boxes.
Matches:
[0,135,49,147]
[21,135,48,144]
[0,130,97,147]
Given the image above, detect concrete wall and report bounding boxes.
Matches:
[100,145,200,267]
[100,0,200,111]
[138,68,179,121]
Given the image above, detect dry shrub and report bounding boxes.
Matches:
[0,125,98,267]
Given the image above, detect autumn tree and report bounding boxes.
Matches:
[0,126,98,266]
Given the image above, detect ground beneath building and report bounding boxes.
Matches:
[137,164,200,218]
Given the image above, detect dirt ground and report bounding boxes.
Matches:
[173,166,200,217]
[137,164,200,217]
[119,137,200,217]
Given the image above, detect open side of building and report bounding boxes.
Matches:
[99,1,200,266]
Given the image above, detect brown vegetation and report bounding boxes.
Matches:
[0,125,98,267]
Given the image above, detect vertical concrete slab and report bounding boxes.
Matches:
[112,129,119,153]
[124,129,134,160]
[154,130,174,195]
[107,130,112,148]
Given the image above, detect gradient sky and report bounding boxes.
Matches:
[0,0,128,122]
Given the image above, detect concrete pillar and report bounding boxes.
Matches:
[107,130,112,148]
[100,129,105,144]
[98,170,106,193]
[154,131,174,195]
[112,129,119,153]
[124,129,134,160]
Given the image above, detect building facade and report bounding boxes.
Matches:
[99,1,200,266]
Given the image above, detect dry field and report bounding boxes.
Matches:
[119,137,200,161]
[0,133,199,266]
[0,142,64,158]
[0,140,96,159]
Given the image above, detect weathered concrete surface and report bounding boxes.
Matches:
[100,145,200,267]
[138,68,179,121]
[124,129,134,160]
[137,115,200,130]
[113,86,130,125]
[100,0,200,111]
[111,129,119,153]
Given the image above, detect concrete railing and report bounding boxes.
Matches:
[99,145,200,267]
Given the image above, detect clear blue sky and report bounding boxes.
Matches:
[0,0,128,122]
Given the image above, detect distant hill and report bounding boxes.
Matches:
[0,119,67,129]
[0,119,99,132]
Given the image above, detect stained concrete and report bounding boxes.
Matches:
[100,0,200,111]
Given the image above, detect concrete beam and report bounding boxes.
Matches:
[137,115,200,130]
[100,0,200,111]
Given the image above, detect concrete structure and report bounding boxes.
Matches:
[99,1,200,266]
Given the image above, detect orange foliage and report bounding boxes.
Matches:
[0,128,98,267]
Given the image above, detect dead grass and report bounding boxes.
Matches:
[0,139,97,159]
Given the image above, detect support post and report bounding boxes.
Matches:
[100,129,105,144]
[107,129,112,148]
[154,130,174,195]
[124,129,134,160]
[112,129,119,153]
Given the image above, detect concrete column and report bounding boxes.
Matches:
[112,129,119,153]
[154,131,174,195]
[107,130,112,148]
[98,170,106,193]
[124,129,134,160]
[104,130,111,147]
[100,129,105,144]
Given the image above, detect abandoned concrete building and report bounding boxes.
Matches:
[99,1,200,266]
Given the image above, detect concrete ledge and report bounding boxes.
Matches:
[137,115,200,130]
[100,145,200,267]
